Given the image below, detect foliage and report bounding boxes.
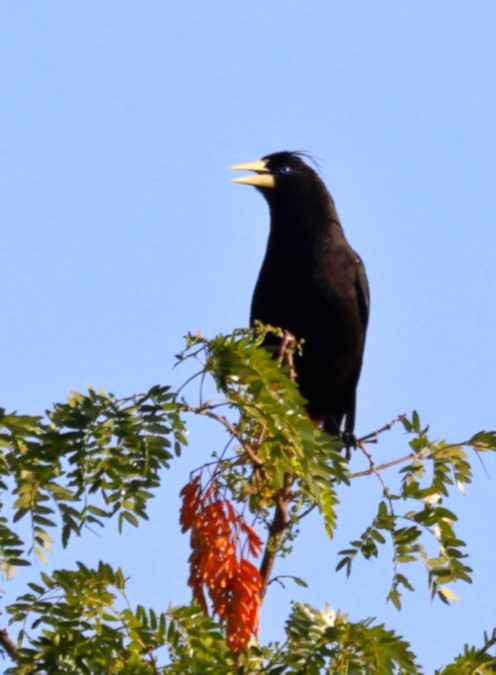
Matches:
[435,629,496,674]
[0,327,495,672]
[337,411,486,609]
[0,385,186,575]
[278,602,420,674]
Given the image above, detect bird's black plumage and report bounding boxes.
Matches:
[231,151,369,442]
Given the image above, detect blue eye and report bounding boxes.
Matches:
[280,165,292,174]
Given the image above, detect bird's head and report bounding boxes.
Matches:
[230,151,325,206]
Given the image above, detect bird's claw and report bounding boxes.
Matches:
[341,431,357,460]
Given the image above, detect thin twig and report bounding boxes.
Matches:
[277,330,297,381]
[358,415,405,444]
[357,439,403,598]
[357,439,395,510]
[357,440,395,508]
[350,451,425,479]
[180,403,263,466]
[174,370,204,396]
[143,647,159,674]
[253,426,266,452]
[296,503,316,521]
[472,447,491,478]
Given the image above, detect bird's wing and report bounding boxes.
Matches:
[355,256,370,330]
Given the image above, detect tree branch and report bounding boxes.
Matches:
[350,451,426,479]
[259,471,295,597]
[0,628,20,662]
[259,332,299,596]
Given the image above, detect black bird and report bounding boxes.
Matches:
[231,151,369,445]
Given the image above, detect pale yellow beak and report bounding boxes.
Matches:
[230,159,276,188]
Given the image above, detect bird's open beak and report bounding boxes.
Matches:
[230,160,276,188]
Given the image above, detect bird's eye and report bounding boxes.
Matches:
[279,165,292,174]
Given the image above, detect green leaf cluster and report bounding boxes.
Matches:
[337,411,496,609]
[435,628,496,674]
[0,385,186,577]
[276,602,420,674]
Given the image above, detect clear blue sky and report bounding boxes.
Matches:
[2,2,496,671]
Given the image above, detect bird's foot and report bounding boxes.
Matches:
[340,431,357,460]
